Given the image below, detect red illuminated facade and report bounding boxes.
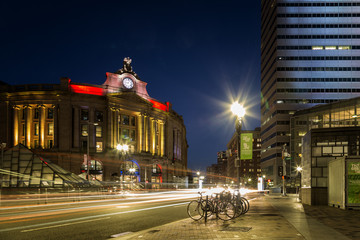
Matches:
[0,58,188,188]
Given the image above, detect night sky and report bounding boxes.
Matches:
[1,0,261,172]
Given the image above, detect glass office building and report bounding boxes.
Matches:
[291,97,360,204]
[261,0,360,186]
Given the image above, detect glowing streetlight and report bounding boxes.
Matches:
[231,102,246,118]
[231,102,246,188]
[117,144,129,152]
[296,166,303,172]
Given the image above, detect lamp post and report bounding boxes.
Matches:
[296,166,303,196]
[116,144,129,191]
[231,102,246,189]
[196,171,200,189]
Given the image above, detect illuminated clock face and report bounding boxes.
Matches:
[123,77,134,89]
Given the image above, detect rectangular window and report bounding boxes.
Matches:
[34,108,39,119]
[312,46,323,50]
[131,116,136,126]
[122,115,129,125]
[81,109,89,121]
[95,125,102,138]
[22,124,25,136]
[96,142,103,152]
[22,109,26,120]
[48,108,54,119]
[48,140,53,148]
[82,141,87,151]
[34,140,39,148]
[34,123,39,136]
[95,111,103,122]
[130,130,136,141]
[81,125,88,137]
[122,129,130,139]
[48,123,54,135]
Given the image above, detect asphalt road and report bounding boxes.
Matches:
[0,190,198,240]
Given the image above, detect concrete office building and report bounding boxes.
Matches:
[261,0,360,186]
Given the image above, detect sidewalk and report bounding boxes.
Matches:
[112,194,360,240]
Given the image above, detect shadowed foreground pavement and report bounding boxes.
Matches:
[113,194,360,240]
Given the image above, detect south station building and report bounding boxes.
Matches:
[0,58,188,189]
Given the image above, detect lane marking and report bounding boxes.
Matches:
[110,232,133,238]
[21,217,110,232]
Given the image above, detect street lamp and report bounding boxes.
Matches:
[296,166,303,196]
[231,102,246,188]
[117,144,129,190]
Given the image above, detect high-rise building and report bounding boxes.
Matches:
[261,0,360,186]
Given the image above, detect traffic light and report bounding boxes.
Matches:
[278,166,283,176]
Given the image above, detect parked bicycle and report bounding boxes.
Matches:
[187,190,250,221]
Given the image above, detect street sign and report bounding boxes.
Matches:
[240,133,253,160]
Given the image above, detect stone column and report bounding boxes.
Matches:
[13,106,20,146]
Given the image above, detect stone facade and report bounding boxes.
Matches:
[0,59,188,188]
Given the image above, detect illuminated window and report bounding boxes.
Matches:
[96,142,103,152]
[81,109,89,121]
[122,129,130,139]
[95,125,102,137]
[81,125,88,137]
[34,123,39,136]
[312,46,323,50]
[298,132,306,137]
[48,108,54,119]
[325,46,336,50]
[34,140,39,148]
[338,46,350,50]
[48,123,54,136]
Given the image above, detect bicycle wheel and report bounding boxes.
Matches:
[233,198,244,218]
[187,200,204,221]
[241,197,250,213]
[217,202,236,221]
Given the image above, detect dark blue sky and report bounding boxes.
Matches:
[1,0,261,171]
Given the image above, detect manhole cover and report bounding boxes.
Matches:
[220,227,252,232]
[147,230,160,234]
[260,214,279,216]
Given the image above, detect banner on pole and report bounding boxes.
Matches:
[240,133,253,160]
